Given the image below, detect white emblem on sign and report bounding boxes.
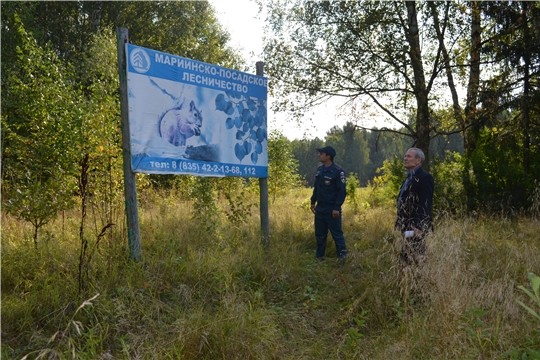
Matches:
[130,48,151,73]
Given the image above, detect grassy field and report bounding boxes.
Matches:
[2,187,540,359]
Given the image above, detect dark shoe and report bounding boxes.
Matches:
[337,257,346,268]
[316,257,325,262]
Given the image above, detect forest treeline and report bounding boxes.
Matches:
[1,1,540,247]
[283,122,463,187]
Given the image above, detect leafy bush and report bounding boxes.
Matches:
[517,272,540,322]
[430,151,466,216]
[366,156,404,208]
[346,172,360,208]
[267,130,303,203]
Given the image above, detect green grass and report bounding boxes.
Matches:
[2,188,540,359]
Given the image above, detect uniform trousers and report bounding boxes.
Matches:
[315,210,347,259]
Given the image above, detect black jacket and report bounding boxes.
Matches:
[311,163,346,213]
[395,166,434,233]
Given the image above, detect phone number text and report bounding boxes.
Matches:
[149,160,258,176]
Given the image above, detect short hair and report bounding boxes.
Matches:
[408,147,425,163]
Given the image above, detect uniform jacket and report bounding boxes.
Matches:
[311,163,346,213]
[395,166,434,233]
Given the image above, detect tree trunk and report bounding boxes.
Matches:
[521,1,531,175]
[405,1,431,168]
[463,1,481,212]
[464,1,481,153]
[429,2,464,125]
[33,225,39,249]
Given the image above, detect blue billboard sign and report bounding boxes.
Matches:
[126,44,268,178]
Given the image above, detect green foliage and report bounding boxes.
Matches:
[77,28,125,224]
[146,167,257,239]
[366,156,404,208]
[346,172,360,211]
[0,2,243,71]
[169,176,257,238]
[506,348,540,360]
[431,151,466,215]
[3,179,74,248]
[366,150,468,215]
[366,129,411,184]
[190,177,222,237]
[517,272,540,322]
[1,16,80,245]
[1,1,247,253]
[326,122,372,185]
[262,0,539,214]
[460,309,501,358]
[345,308,369,353]
[468,125,531,212]
[219,177,256,227]
[262,1,474,166]
[267,130,303,203]
[109,2,243,70]
[289,126,412,189]
[290,137,324,186]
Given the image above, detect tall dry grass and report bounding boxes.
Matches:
[2,187,539,359]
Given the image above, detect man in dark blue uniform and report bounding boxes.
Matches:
[395,147,434,267]
[310,146,347,262]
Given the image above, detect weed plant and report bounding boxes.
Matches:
[2,188,540,359]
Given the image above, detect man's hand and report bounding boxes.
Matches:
[332,210,340,219]
[310,204,316,214]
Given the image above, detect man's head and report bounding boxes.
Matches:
[316,146,336,162]
[404,147,424,171]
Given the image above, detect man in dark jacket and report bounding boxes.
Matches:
[310,146,347,263]
[395,147,434,267]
